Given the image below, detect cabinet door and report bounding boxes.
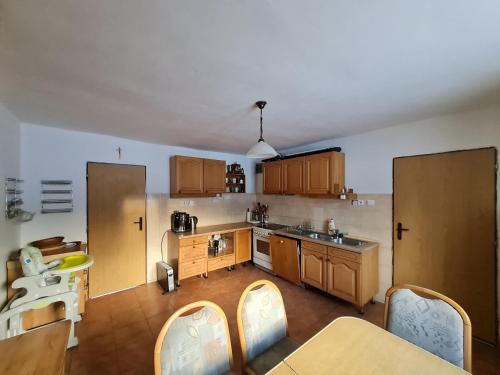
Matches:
[172,156,204,194]
[203,159,226,194]
[283,157,305,194]
[305,153,330,194]
[326,256,359,303]
[263,161,283,194]
[301,248,325,290]
[270,235,300,284]
[235,229,252,264]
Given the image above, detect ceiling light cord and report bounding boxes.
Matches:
[259,107,265,142]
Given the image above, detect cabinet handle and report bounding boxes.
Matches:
[279,240,284,244]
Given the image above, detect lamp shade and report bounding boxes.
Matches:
[246,140,278,159]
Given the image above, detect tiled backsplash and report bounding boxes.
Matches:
[146,193,256,281]
[256,193,393,301]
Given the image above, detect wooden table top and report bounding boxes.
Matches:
[268,317,469,375]
[0,320,70,375]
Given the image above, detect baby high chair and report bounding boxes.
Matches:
[0,246,94,348]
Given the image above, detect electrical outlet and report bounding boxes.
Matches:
[358,199,365,206]
[367,199,375,206]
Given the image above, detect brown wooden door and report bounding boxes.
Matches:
[283,157,305,194]
[172,156,204,195]
[301,248,325,290]
[203,159,226,194]
[270,235,300,284]
[263,161,283,194]
[87,163,146,298]
[326,256,359,303]
[305,153,330,194]
[394,148,497,343]
[235,229,252,264]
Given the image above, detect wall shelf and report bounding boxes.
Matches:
[40,180,74,214]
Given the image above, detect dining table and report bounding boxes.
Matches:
[0,320,70,375]
[267,316,470,374]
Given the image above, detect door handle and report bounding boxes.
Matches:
[134,217,143,231]
[396,222,409,240]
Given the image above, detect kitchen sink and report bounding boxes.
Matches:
[284,227,368,248]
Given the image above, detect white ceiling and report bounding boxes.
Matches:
[1,1,500,153]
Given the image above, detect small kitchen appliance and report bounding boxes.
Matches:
[156,261,175,293]
[171,211,191,233]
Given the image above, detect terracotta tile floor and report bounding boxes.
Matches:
[66,265,499,375]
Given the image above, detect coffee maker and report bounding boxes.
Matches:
[171,211,198,233]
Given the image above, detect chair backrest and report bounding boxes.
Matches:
[236,280,288,365]
[384,284,472,372]
[154,300,233,375]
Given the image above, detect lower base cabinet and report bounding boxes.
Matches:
[168,228,252,285]
[301,241,378,313]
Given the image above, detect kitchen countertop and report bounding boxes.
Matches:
[169,222,255,238]
[272,229,378,253]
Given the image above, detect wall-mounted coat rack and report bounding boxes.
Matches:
[41,180,73,214]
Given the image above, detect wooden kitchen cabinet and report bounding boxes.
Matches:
[305,152,331,194]
[270,235,300,284]
[235,229,252,264]
[263,160,283,194]
[300,241,379,313]
[170,156,226,197]
[326,257,359,304]
[171,156,204,196]
[301,248,326,290]
[262,151,346,197]
[203,159,226,194]
[283,157,305,194]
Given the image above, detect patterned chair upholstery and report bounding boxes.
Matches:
[154,301,233,375]
[237,280,298,374]
[385,286,472,371]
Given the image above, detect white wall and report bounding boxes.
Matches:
[20,123,255,244]
[282,106,500,194]
[0,104,21,307]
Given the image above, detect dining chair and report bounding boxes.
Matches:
[154,300,233,375]
[237,280,299,375]
[384,284,472,372]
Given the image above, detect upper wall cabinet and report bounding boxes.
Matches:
[203,159,226,194]
[170,156,226,197]
[263,151,346,197]
[283,157,305,194]
[263,160,283,194]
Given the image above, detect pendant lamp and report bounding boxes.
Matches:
[246,101,278,159]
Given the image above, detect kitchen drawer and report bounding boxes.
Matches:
[328,247,361,263]
[207,254,235,272]
[179,243,208,262]
[179,258,207,280]
[302,240,327,254]
[179,236,209,247]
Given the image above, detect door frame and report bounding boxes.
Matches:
[392,147,498,343]
[86,161,148,298]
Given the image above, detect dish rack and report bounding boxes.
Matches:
[41,180,73,214]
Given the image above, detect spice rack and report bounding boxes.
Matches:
[5,178,24,219]
[41,180,73,214]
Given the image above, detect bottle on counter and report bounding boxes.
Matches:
[246,208,251,222]
[328,218,336,236]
